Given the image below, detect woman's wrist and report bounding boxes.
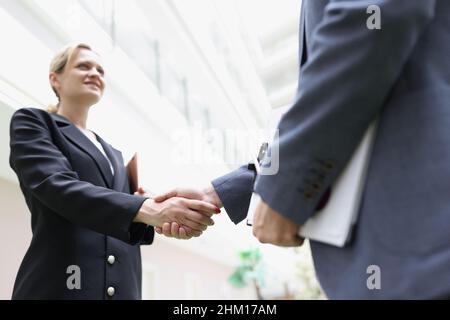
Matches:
[134,199,161,226]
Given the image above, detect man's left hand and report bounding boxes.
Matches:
[252,199,304,247]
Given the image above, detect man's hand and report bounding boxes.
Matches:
[152,184,223,239]
[252,199,304,247]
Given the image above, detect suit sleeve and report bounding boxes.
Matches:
[254,0,436,225]
[212,165,255,224]
[9,108,150,245]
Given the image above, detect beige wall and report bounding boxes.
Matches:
[0,178,31,300]
[141,238,255,300]
[0,178,255,300]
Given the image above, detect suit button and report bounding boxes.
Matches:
[107,286,115,297]
[107,255,116,265]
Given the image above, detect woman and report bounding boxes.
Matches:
[9,43,219,299]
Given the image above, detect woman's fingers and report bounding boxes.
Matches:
[171,222,181,238]
[182,225,202,238]
[159,222,185,239]
[135,187,144,194]
[170,223,193,239]
[162,222,172,237]
[135,187,149,197]
[158,221,203,239]
[178,227,188,239]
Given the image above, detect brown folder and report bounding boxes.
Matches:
[126,152,139,193]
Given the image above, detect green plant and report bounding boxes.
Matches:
[228,248,265,299]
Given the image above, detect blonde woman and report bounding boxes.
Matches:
[9,43,219,299]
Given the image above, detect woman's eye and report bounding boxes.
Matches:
[78,64,89,70]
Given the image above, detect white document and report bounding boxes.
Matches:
[247,120,378,247]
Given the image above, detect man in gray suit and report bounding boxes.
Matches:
[155,0,450,299]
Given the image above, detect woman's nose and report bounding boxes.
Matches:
[87,67,102,78]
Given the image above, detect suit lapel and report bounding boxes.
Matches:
[51,113,114,188]
[96,135,126,192]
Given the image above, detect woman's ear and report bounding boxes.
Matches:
[49,72,60,93]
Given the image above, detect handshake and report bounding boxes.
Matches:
[133,185,223,240]
[133,183,304,247]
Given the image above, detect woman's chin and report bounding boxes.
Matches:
[83,92,102,105]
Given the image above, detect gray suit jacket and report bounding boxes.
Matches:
[213,0,450,299]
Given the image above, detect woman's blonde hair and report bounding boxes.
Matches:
[47,43,93,113]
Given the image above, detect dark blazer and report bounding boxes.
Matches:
[9,107,154,300]
[214,0,450,299]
